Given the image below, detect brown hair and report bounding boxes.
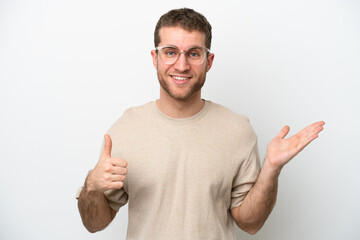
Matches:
[154,8,212,49]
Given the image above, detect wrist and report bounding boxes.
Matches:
[84,170,96,193]
[262,156,282,178]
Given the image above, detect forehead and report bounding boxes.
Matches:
[158,27,206,48]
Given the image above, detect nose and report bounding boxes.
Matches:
[174,52,190,72]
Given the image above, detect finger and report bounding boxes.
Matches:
[112,166,128,175]
[317,120,325,126]
[297,123,325,150]
[298,121,325,139]
[102,134,112,158]
[314,121,325,134]
[108,181,124,189]
[110,174,126,182]
[277,125,290,139]
[308,121,325,133]
[305,125,324,142]
[297,133,320,152]
[111,157,128,168]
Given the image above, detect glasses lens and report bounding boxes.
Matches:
[159,47,179,65]
[185,47,205,65]
[158,46,206,65]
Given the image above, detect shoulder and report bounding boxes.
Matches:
[107,102,153,133]
[123,102,153,117]
[207,101,252,129]
[207,101,257,143]
[207,101,250,122]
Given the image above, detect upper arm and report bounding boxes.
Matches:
[230,204,260,235]
[110,207,117,220]
[230,205,241,224]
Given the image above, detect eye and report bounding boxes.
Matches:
[167,51,175,56]
[187,48,202,58]
[162,47,178,57]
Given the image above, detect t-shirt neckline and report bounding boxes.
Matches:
[151,100,211,124]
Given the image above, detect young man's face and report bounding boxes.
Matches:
[151,27,214,101]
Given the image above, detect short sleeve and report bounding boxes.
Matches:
[75,186,128,212]
[104,188,129,212]
[230,141,261,209]
[100,132,129,212]
[75,186,84,199]
[76,127,129,211]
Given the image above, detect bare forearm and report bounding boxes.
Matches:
[232,158,281,234]
[77,134,127,232]
[77,185,115,233]
[232,121,325,234]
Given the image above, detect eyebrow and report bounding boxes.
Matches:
[161,45,205,49]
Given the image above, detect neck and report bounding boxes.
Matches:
[156,89,205,118]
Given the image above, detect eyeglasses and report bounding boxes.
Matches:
[155,45,211,65]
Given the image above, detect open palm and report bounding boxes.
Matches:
[266,121,325,169]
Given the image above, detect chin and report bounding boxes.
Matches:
[158,74,205,101]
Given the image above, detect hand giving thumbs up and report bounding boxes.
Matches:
[85,134,128,193]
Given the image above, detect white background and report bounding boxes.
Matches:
[0,0,359,239]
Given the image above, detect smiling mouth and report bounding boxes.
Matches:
[171,75,191,81]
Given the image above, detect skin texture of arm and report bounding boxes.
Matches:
[77,134,127,233]
[77,185,117,233]
[231,121,325,234]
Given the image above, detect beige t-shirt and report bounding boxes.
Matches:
[102,101,260,239]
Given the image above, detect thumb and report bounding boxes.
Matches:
[277,125,290,139]
[102,134,112,158]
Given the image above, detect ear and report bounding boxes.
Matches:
[151,50,158,69]
[206,53,215,72]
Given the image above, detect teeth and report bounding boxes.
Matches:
[172,76,189,81]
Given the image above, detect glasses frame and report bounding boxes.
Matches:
[155,45,211,65]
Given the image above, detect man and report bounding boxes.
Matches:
[77,8,325,239]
